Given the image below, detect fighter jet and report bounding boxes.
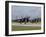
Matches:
[15,16,30,24]
[12,16,41,24]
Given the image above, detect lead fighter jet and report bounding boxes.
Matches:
[15,16,30,24]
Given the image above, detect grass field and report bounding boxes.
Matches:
[12,22,41,31]
[12,25,41,31]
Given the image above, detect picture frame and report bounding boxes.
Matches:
[5,1,45,36]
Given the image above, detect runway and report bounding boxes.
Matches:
[12,22,41,27]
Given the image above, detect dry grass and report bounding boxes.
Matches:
[12,25,41,31]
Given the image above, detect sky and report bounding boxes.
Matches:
[11,5,41,20]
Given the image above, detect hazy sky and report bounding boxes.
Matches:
[11,5,41,20]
